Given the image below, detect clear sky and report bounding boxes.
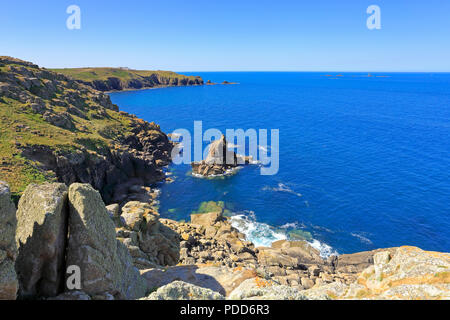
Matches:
[1,0,449,71]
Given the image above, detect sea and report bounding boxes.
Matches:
[109,72,450,257]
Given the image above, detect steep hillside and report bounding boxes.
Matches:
[0,56,173,203]
[50,67,204,91]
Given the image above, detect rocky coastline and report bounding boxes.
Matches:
[0,56,174,205]
[0,57,449,301]
[50,68,204,92]
[0,180,449,300]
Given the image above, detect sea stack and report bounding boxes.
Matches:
[191,135,250,176]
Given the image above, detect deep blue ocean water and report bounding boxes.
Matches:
[110,72,450,255]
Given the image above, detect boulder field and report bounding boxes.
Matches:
[0,180,449,300]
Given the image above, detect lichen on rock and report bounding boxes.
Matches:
[15,182,68,298]
[66,183,147,299]
[0,181,18,300]
[142,281,225,300]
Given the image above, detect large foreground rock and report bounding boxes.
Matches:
[0,182,18,300]
[66,183,147,299]
[15,183,68,298]
[143,281,225,300]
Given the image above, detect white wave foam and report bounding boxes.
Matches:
[263,183,302,198]
[308,239,339,258]
[351,232,373,245]
[230,213,338,258]
[227,143,241,149]
[258,145,271,152]
[279,222,299,229]
[191,166,243,178]
[230,214,287,248]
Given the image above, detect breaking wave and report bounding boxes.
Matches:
[230,212,338,258]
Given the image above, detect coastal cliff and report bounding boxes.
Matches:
[0,57,448,301]
[50,67,204,92]
[0,56,173,204]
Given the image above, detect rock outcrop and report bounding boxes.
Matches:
[0,182,18,300]
[15,183,68,298]
[143,281,225,300]
[50,68,204,92]
[0,56,173,205]
[115,201,180,269]
[66,183,147,299]
[191,135,251,176]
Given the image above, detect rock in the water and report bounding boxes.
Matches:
[0,182,18,300]
[191,135,251,176]
[15,183,68,298]
[142,281,224,300]
[66,183,147,299]
[228,278,308,300]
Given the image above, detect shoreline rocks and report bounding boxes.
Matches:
[1,180,450,300]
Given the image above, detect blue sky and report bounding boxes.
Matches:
[1,0,449,71]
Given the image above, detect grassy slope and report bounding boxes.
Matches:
[50,67,200,82]
[0,60,151,197]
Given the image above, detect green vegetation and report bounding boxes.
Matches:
[50,68,196,82]
[50,67,203,91]
[0,57,160,195]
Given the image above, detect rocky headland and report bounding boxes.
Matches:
[50,67,204,92]
[0,56,174,205]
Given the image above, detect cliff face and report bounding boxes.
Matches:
[0,56,173,204]
[49,67,204,92]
